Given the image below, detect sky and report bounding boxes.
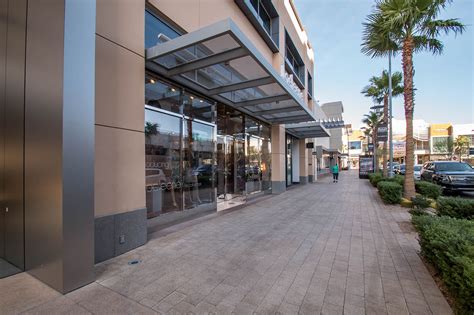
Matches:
[294,0,473,128]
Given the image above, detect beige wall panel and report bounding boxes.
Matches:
[299,139,307,176]
[271,124,286,181]
[95,125,145,217]
[96,0,145,56]
[96,35,145,132]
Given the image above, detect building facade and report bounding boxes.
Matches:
[0,0,330,292]
[349,120,474,168]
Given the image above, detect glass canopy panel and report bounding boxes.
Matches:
[154,34,240,69]
[220,83,286,103]
[248,99,296,112]
[145,19,317,124]
[181,55,267,90]
[285,122,330,138]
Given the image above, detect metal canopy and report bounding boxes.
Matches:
[146,19,316,124]
[285,121,330,139]
[318,118,345,129]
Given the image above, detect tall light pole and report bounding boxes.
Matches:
[388,50,394,178]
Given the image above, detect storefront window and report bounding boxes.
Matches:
[261,124,271,192]
[146,75,181,115]
[183,120,216,211]
[246,118,261,194]
[145,110,182,218]
[182,90,215,123]
[286,134,294,186]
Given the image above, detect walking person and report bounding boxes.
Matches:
[332,163,339,183]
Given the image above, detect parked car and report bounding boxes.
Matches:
[397,164,406,175]
[421,161,474,193]
[413,165,422,180]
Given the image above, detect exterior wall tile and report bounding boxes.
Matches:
[96,0,145,56]
[95,125,145,217]
[95,35,144,132]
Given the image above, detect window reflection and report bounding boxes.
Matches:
[145,76,181,114]
[183,120,216,211]
[145,110,182,218]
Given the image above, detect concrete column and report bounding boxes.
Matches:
[299,139,308,184]
[271,125,286,194]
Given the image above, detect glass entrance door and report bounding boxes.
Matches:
[216,135,245,208]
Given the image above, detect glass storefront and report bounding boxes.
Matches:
[145,76,216,223]
[145,75,272,222]
[286,134,294,186]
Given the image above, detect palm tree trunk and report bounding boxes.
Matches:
[383,95,388,177]
[402,36,416,199]
[373,129,378,172]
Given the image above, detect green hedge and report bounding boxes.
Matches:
[416,181,442,199]
[368,172,384,187]
[378,174,405,186]
[411,195,431,209]
[437,197,474,220]
[412,215,474,313]
[377,181,402,204]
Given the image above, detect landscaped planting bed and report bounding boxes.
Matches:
[437,196,474,220]
[415,181,442,199]
[411,215,474,313]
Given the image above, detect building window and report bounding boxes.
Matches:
[235,0,279,52]
[349,141,361,150]
[145,10,181,49]
[285,31,305,88]
[431,136,451,153]
[307,72,313,99]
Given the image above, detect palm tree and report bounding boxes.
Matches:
[362,70,404,177]
[361,0,465,198]
[362,111,383,171]
[454,135,470,161]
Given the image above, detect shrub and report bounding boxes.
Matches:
[415,181,442,199]
[412,195,431,210]
[377,181,402,204]
[437,196,474,220]
[368,172,384,187]
[412,215,474,313]
[379,174,405,186]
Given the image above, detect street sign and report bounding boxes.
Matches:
[377,123,388,142]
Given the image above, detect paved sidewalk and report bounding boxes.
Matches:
[0,171,451,314]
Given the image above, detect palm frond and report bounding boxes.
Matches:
[413,36,444,55]
[422,18,465,37]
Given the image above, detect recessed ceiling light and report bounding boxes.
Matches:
[190,96,194,100]
[171,88,176,92]
[199,99,203,103]
[150,79,155,84]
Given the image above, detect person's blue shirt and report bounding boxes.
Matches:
[331,165,339,174]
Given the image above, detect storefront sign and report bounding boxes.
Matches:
[368,143,374,152]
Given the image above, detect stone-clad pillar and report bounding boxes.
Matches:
[271,125,286,194]
[299,139,308,184]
